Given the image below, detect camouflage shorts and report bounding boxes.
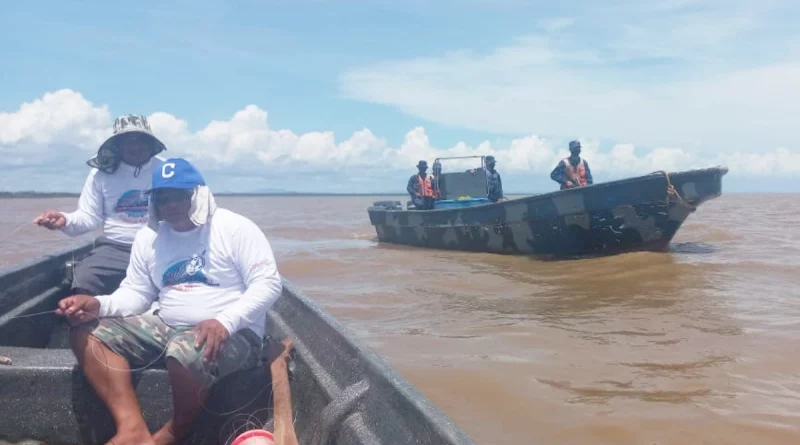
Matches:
[84,312,262,387]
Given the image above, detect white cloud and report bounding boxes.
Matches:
[338,0,800,153]
[0,89,110,150]
[0,89,798,193]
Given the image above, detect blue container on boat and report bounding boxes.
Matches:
[433,198,490,209]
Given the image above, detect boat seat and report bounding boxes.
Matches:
[0,344,276,445]
[0,345,79,368]
[0,345,171,374]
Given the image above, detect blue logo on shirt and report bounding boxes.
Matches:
[162,250,219,287]
[114,190,149,219]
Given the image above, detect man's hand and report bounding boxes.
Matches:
[55,294,100,325]
[193,319,230,363]
[565,181,574,188]
[34,211,66,230]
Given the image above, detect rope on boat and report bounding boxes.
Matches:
[653,170,697,212]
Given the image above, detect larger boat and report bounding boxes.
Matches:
[0,242,475,445]
[367,156,728,258]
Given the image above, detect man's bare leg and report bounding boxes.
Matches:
[70,329,155,445]
[152,357,210,445]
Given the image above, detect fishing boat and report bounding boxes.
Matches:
[367,156,728,258]
[0,241,475,445]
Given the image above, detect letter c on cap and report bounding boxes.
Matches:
[162,162,176,178]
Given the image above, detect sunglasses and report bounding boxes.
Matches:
[152,189,192,206]
[116,133,154,149]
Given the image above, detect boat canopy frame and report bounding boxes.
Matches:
[432,155,490,201]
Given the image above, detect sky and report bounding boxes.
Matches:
[1,0,799,193]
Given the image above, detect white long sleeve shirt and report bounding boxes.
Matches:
[94,208,284,338]
[61,157,165,245]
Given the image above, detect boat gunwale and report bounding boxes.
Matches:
[0,241,476,445]
[368,165,729,216]
[278,279,475,444]
[0,241,93,285]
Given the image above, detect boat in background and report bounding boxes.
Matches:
[0,241,475,445]
[367,155,728,258]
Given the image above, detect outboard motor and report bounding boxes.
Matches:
[369,200,402,210]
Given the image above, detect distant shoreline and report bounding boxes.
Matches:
[0,191,790,199]
[0,191,408,198]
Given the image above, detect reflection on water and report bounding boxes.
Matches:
[669,241,720,254]
[2,194,799,445]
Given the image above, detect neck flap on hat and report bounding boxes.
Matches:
[147,185,218,231]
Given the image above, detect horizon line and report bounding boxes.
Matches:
[0,190,795,198]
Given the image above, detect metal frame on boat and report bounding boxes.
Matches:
[0,241,475,445]
[428,155,492,211]
[368,165,729,258]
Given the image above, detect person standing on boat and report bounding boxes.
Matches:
[33,114,167,298]
[54,158,283,445]
[406,160,439,209]
[470,155,505,202]
[550,140,593,190]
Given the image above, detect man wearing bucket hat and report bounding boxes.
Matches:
[550,140,594,190]
[34,114,168,299]
[55,157,283,445]
[406,160,439,209]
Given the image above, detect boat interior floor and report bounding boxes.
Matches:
[0,315,276,445]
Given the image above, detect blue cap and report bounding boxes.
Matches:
[147,158,205,193]
[569,140,581,150]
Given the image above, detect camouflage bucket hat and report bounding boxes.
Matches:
[88,114,168,173]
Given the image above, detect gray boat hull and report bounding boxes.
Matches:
[368,167,728,258]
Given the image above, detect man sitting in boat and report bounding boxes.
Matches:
[467,155,505,202]
[550,140,593,190]
[34,114,167,300]
[406,160,439,209]
[54,158,283,445]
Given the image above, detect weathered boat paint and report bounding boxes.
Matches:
[368,167,728,258]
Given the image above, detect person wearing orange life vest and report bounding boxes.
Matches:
[406,160,439,209]
[550,140,593,190]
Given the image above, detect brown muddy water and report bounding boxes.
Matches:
[1,194,799,445]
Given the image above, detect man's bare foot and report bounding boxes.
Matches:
[153,420,177,445]
[105,424,156,445]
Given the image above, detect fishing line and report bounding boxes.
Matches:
[220,407,276,445]
[221,405,299,445]
[2,309,59,320]
[67,313,275,417]
[6,300,285,421]
[0,222,34,245]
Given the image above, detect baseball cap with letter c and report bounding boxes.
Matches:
[146,158,206,193]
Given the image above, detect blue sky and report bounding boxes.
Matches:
[1,0,799,193]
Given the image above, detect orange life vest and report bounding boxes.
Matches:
[417,174,437,198]
[563,157,587,187]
